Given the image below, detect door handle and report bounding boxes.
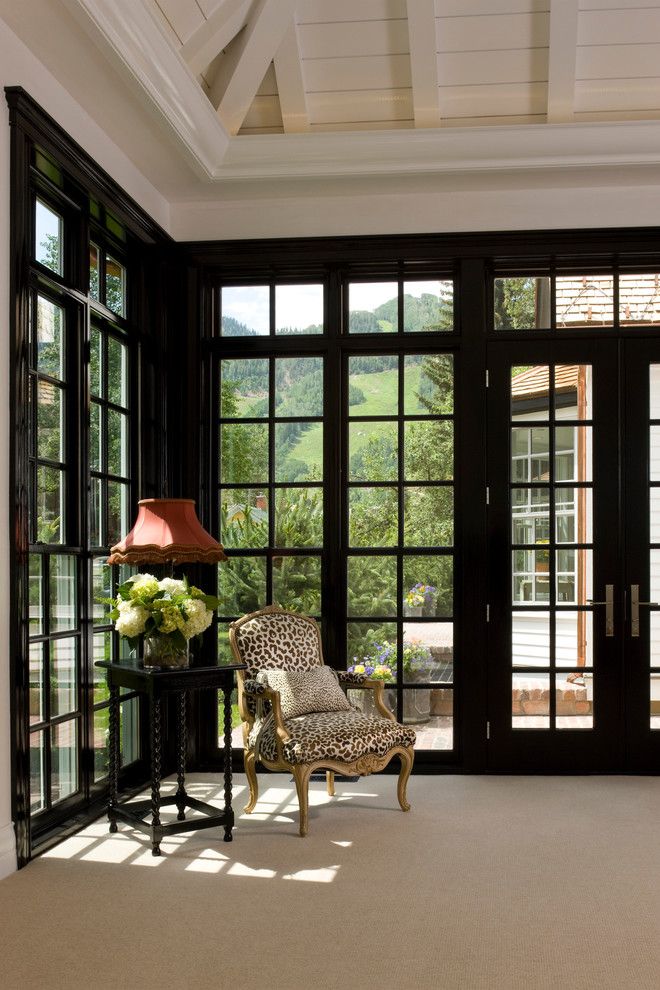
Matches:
[586,584,614,637]
[630,584,659,638]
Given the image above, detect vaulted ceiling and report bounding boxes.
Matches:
[6,0,660,197]
[152,0,660,136]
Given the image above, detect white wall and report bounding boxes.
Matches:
[169,167,660,241]
[0,16,170,877]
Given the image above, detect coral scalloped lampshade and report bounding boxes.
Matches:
[107,499,227,565]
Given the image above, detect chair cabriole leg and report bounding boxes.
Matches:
[397,747,414,813]
[292,765,312,837]
[243,749,258,814]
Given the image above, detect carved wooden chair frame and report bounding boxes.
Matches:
[229,605,415,837]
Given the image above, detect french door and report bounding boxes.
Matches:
[487,338,660,771]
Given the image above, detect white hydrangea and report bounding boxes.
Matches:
[181,598,213,640]
[129,573,159,597]
[115,604,148,638]
[158,577,186,596]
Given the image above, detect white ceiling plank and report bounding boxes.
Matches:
[180,0,252,75]
[274,20,310,133]
[576,77,660,114]
[577,44,660,82]
[438,49,548,89]
[440,0,549,13]
[307,88,413,126]
[436,12,549,53]
[578,9,660,47]
[304,54,411,94]
[547,0,578,123]
[217,0,297,134]
[298,0,408,24]
[298,19,410,59]
[407,0,441,128]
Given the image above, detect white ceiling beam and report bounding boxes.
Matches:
[273,20,310,133]
[547,0,579,123]
[180,0,252,76]
[406,0,441,128]
[66,0,230,177]
[216,0,298,135]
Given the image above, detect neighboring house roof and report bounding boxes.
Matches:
[511,364,578,402]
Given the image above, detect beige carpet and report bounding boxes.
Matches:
[2,773,660,990]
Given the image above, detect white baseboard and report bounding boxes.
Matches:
[0,822,17,879]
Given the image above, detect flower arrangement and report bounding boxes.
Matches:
[404,583,437,608]
[102,573,220,655]
[346,660,393,681]
[352,638,434,679]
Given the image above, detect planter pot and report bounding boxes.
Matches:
[143,636,189,670]
[403,605,423,618]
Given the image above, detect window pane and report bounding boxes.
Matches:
[556,611,594,668]
[90,402,101,472]
[36,297,65,379]
[105,256,126,317]
[512,550,551,604]
[511,487,550,544]
[348,282,397,333]
[37,381,64,462]
[220,489,268,548]
[90,327,102,399]
[218,556,267,615]
[556,275,614,328]
[275,423,323,482]
[403,486,453,547]
[93,632,111,704]
[494,277,550,330]
[35,199,62,275]
[50,555,77,633]
[29,642,44,724]
[555,365,592,420]
[221,423,269,484]
[91,557,112,627]
[107,337,129,407]
[556,673,593,729]
[107,409,130,477]
[36,466,64,544]
[348,555,397,617]
[404,421,453,481]
[120,698,139,767]
[107,481,130,547]
[29,554,44,635]
[402,623,453,684]
[620,274,660,326]
[51,720,78,803]
[274,488,323,547]
[347,621,397,670]
[403,555,453,618]
[273,555,322,614]
[275,357,323,417]
[512,610,550,667]
[349,422,397,481]
[404,354,453,415]
[30,731,46,813]
[275,284,323,334]
[403,280,453,332]
[89,478,103,547]
[512,672,550,727]
[349,355,398,415]
[222,286,269,336]
[89,243,100,300]
[349,487,398,547]
[51,637,77,717]
[511,365,550,417]
[221,359,269,418]
[93,706,109,781]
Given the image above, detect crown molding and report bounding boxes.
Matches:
[66,0,660,186]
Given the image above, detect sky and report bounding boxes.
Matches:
[222,280,450,333]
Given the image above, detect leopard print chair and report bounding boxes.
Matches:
[230,605,415,837]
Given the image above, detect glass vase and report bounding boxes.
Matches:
[143,635,189,670]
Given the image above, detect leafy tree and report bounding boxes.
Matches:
[494,277,538,330]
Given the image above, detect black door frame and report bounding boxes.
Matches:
[486,339,622,771]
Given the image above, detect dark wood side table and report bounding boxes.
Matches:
[96,658,246,856]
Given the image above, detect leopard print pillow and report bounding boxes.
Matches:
[257,667,351,720]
